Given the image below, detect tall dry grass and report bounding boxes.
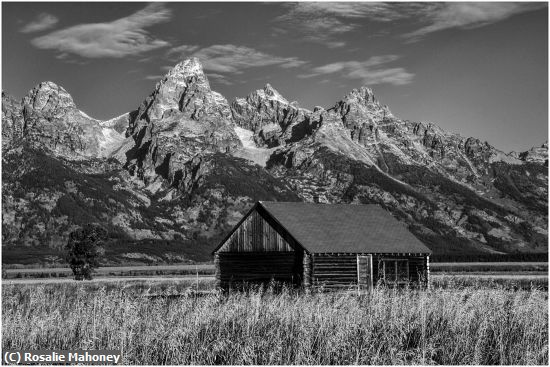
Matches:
[2,283,548,365]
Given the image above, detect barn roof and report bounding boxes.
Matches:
[257,201,432,254]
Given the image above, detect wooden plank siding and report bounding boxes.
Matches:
[426,255,430,289]
[217,252,303,288]
[215,208,305,289]
[311,253,429,290]
[303,253,312,289]
[357,255,373,291]
[218,210,293,252]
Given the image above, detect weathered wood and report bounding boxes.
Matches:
[314,258,356,263]
[312,266,357,272]
[357,255,373,291]
[311,253,429,290]
[214,253,220,288]
[314,264,356,268]
[313,253,355,288]
[215,205,430,291]
[426,255,430,289]
[217,252,302,288]
[373,255,427,287]
[313,273,359,278]
[218,210,294,252]
[303,252,311,289]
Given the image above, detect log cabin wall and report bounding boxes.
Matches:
[215,208,304,288]
[311,254,358,290]
[311,253,429,290]
[217,252,303,288]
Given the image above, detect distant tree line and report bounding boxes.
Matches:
[431,252,548,263]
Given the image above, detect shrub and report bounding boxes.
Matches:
[65,224,107,280]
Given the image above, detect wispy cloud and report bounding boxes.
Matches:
[31,3,171,58]
[274,2,545,45]
[55,53,88,65]
[167,44,306,84]
[278,2,414,21]
[272,3,427,47]
[20,13,59,33]
[144,74,163,81]
[273,3,360,48]
[207,73,234,86]
[300,55,414,86]
[402,3,546,41]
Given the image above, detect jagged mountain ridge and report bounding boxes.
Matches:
[515,142,549,164]
[125,58,242,191]
[2,82,125,160]
[2,57,547,265]
[231,83,312,147]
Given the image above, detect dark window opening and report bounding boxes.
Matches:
[380,259,409,285]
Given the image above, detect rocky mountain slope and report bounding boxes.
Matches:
[125,58,242,190]
[2,58,547,265]
[2,82,125,159]
[231,83,313,147]
[515,142,549,165]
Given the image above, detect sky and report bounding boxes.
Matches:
[2,2,548,152]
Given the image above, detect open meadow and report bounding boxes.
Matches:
[4,261,548,277]
[2,278,548,365]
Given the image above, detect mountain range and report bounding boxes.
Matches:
[2,57,547,266]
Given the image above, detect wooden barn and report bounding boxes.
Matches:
[212,201,432,291]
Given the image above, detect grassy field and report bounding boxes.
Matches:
[3,261,548,291]
[3,273,548,290]
[2,264,215,279]
[431,274,548,290]
[430,262,548,273]
[4,261,548,279]
[2,280,548,365]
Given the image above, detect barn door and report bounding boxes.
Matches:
[357,255,373,291]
